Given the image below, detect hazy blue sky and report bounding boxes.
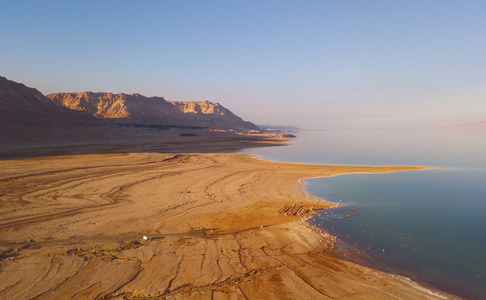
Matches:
[1,1,485,129]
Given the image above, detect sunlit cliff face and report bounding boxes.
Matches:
[46,92,258,131]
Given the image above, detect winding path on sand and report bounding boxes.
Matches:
[0,153,453,299]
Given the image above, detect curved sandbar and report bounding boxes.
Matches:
[0,152,455,299]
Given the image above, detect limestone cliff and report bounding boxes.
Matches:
[47,92,259,131]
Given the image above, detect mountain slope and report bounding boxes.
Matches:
[0,76,105,142]
[47,92,259,131]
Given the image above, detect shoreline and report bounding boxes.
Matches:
[297,177,456,300]
[300,171,474,299]
[0,135,460,299]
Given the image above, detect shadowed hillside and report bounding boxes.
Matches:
[0,76,107,143]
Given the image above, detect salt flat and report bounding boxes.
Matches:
[0,144,455,299]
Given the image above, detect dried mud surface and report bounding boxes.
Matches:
[0,151,457,299]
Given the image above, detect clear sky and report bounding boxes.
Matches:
[1,1,485,129]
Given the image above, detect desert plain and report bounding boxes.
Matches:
[0,132,459,299]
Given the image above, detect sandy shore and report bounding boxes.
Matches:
[0,136,459,299]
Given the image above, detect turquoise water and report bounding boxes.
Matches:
[242,129,486,299]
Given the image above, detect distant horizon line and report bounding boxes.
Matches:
[259,124,486,131]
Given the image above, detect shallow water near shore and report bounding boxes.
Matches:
[242,129,486,299]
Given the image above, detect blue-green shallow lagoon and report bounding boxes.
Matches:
[242,129,486,299]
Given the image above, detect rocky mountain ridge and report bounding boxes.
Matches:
[0,76,261,143]
[47,92,259,131]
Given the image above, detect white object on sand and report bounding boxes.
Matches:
[142,235,149,241]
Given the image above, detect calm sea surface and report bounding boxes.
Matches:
[241,129,486,299]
